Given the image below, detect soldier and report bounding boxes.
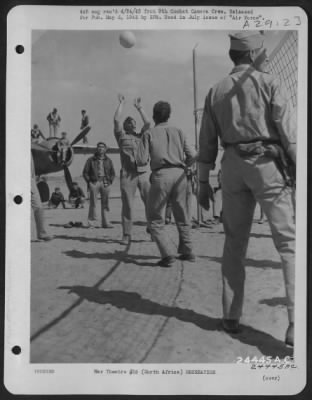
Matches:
[198,31,296,347]
[113,94,151,245]
[31,124,45,143]
[47,108,61,137]
[137,101,197,267]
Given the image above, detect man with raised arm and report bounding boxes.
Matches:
[113,94,151,245]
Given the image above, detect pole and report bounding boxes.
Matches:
[192,44,201,225]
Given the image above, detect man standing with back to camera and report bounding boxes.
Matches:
[198,31,296,346]
[137,101,197,267]
[113,94,151,245]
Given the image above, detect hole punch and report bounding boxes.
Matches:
[15,45,24,54]
[11,346,21,355]
[14,195,23,205]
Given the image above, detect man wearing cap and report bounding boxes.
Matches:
[113,94,151,245]
[198,31,296,346]
[137,101,197,267]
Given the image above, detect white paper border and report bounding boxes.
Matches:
[5,5,308,395]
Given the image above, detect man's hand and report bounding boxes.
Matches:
[118,94,125,103]
[198,182,214,211]
[134,97,142,110]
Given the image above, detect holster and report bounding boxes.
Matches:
[233,141,296,187]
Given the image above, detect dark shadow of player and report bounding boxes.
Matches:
[59,285,292,358]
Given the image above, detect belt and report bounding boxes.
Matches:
[223,139,280,148]
[152,165,185,172]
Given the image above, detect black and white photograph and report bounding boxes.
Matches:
[5,5,308,395]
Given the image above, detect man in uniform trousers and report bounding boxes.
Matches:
[113,94,151,245]
[197,31,296,347]
[31,155,53,241]
[137,101,197,267]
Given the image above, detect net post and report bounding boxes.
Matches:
[192,44,201,227]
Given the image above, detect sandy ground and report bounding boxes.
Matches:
[30,177,292,363]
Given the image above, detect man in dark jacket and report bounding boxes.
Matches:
[83,142,115,228]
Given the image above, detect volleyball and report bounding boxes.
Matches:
[119,31,136,48]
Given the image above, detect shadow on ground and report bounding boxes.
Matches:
[259,297,287,307]
[59,285,292,359]
[198,255,281,269]
[63,250,158,267]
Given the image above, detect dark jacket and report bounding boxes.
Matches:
[83,154,115,184]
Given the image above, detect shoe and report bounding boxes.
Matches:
[120,235,131,245]
[179,253,196,262]
[157,256,176,267]
[285,322,294,347]
[38,234,53,241]
[102,223,113,228]
[64,221,74,228]
[222,319,241,334]
[165,218,171,225]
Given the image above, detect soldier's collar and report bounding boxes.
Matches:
[230,64,255,74]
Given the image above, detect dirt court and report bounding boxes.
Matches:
[30,177,293,363]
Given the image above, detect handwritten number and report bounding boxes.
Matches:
[294,16,301,25]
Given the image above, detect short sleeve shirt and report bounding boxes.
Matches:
[114,129,148,172]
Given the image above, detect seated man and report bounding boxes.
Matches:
[31,124,45,143]
[69,182,86,209]
[49,187,66,208]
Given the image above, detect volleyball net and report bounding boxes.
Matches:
[268,31,298,110]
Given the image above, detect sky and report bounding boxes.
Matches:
[31,29,284,177]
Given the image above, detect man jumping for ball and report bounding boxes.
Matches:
[113,94,151,245]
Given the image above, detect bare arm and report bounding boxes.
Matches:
[134,97,151,131]
[136,131,151,167]
[114,94,125,135]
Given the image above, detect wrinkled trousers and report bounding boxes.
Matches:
[88,181,111,227]
[120,169,150,236]
[221,147,295,323]
[147,168,193,258]
[31,178,48,238]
